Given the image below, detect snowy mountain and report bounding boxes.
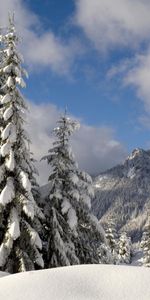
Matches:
[0,265,150,300]
[92,148,150,241]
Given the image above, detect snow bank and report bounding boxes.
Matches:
[0,264,150,300]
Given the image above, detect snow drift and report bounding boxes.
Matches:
[0,264,150,300]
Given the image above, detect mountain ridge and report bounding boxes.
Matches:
[92,148,150,241]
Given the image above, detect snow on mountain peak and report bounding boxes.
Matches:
[92,148,150,241]
[127,148,144,160]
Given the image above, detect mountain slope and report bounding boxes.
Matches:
[93,148,150,241]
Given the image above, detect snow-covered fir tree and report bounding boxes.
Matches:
[42,114,80,267]
[74,170,109,264]
[43,113,108,267]
[141,221,150,267]
[118,232,132,264]
[105,219,118,264]
[0,17,44,273]
[97,243,112,264]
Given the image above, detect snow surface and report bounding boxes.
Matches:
[15,76,26,88]
[0,177,15,205]
[67,207,77,229]
[6,76,14,88]
[1,94,11,104]
[22,198,34,219]
[0,272,9,278]
[3,106,13,121]
[1,123,12,140]
[127,167,135,179]
[20,171,31,192]
[0,264,150,300]
[8,208,20,240]
[1,141,12,156]
[5,149,15,171]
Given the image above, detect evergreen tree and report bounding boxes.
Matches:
[43,113,108,267]
[118,232,132,264]
[74,170,108,264]
[141,221,150,267]
[97,243,112,264]
[0,18,44,273]
[42,114,80,267]
[105,219,118,264]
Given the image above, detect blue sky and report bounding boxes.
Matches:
[23,0,148,148]
[1,0,150,183]
[28,1,150,149]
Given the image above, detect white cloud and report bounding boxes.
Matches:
[72,125,126,176]
[25,102,59,185]
[0,0,81,75]
[26,101,126,185]
[75,0,150,51]
[107,49,150,115]
[125,50,150,112]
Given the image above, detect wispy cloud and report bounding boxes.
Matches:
[107,49,150,116]
[125,50,150,113]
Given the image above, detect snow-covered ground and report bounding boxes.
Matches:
[0,272,9,278]
[0,264,150,300]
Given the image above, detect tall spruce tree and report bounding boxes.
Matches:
[0,18,44,273]
[43,113,108,267]
[42,114,79,267]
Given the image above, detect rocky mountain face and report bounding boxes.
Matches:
[92,148,150,241]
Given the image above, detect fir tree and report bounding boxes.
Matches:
[0,17,44,273]
[74,170,108,264]
[42,114,79,267]
[141,221,150,267]
[118,232,132,264]
[105,219,118,264]
[43,113,108,266]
